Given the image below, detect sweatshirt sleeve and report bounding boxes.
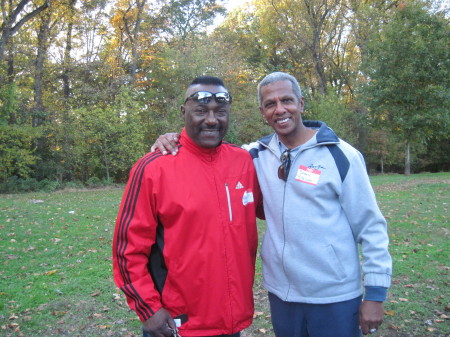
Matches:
[340,150,392,292]
[112,158,163,322]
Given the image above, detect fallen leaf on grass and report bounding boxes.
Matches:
[44,270,57,276]
[399,298,408,302]
[8,323,20,332]
[98,324,111,329]
[37,304,48,311]
[258,328,267,333]
[385,310,395,316]
[253,311,264,318]
[52,311,67,316]
[388,323,401,330]
[90,290,101,297]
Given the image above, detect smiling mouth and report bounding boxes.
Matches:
[201,129,220,135]
[276,118,290,124]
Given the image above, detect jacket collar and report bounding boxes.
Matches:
[258,120,339,150]
[179,128,222,161]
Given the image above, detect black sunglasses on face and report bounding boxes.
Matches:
[278,150,291,181]
[184,91,232,104]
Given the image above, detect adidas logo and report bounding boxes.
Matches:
[235,182,244,189]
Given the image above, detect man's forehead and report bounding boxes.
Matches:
[261,80,295,100]
[185,84,227,98]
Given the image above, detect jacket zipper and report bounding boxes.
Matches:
[225,183,233,222]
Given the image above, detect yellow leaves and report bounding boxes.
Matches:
[97,324,111,329]
[385,310,395,316]
[44,269,57,276]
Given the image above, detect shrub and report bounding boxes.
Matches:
[0,176,19,193]
[64,180,85,190]
[38,179,61,192]
[0,177,61,193]
[86,176,102,188]
[19,178,40,192]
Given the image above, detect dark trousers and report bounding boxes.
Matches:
[143,331,240,337]
[268,292,363,337]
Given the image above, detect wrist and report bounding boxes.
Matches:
[364,286,387,301]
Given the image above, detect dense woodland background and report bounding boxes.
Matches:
[0,0,449,191]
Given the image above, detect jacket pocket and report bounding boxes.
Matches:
[225,183,233,222]
[326,244,346,280]
[223,176,255,226]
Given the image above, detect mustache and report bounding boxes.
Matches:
[200,127,222,131]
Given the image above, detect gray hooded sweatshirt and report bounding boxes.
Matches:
[245,120,392,304]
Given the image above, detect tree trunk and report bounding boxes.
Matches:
[103,148,110,181]
[32,10,51,127]
[6,38,17,124]
[0,0,49,62]
[60,0,76,183]
[124,0,146,85]
[404,141,411,175]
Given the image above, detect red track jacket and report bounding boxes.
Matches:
[113,129,262,336]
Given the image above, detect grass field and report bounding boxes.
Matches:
[0,173,449,337]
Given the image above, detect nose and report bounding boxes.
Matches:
[274,100,285,114]
[204,110,218,125]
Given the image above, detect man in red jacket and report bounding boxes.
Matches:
[113,76,263,337]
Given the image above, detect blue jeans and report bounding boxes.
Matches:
[143,331,240,337]
[268,292,363,337]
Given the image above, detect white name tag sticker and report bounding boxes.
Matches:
[242,191,254,205]
[295,165,321,185]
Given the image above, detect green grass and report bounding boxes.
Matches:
[0,188,142,336]
[0,173,449,336]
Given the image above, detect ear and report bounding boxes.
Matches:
[259,106,264,115]
[299,97,305,114]
[259,106,267,122]
[181,104,186,120]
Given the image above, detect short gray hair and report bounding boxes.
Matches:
[257,72,302,106]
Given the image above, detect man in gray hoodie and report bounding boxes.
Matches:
[151,72,392,337]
